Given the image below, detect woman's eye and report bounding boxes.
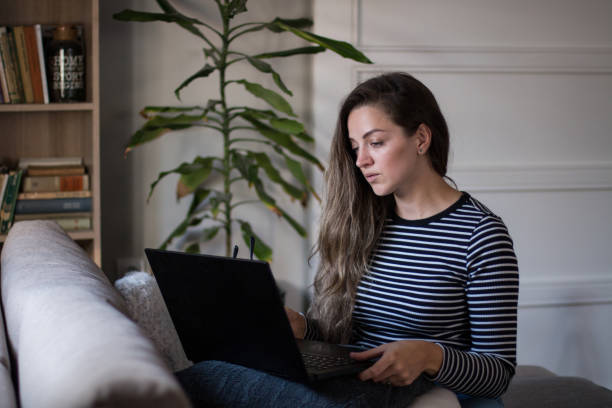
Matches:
[371,141,382,147]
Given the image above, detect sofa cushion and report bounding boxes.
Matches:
[0,302,17,408]
[0,221,190,408]
[114,271,192,372]
[504,369,612,408]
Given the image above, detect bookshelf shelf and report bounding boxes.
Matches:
[0,103,95,112]
[0,229,93,243]
[0,0,100,265]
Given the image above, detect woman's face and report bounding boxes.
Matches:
[347,105,420,197]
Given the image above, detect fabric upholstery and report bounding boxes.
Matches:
[0,301,17,408]
[503,366,612,408]
[114,271,192,372]
[0,220,190,408]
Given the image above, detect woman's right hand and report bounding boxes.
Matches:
[284,307,306,339]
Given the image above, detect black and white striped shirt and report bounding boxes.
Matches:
[308,193,519,398]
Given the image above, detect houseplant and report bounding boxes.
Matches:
[113,0,371,260]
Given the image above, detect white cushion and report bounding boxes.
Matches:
[114,271,192,372]
[0,221,191,408]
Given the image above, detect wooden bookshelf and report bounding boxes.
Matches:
[0,0,100,265]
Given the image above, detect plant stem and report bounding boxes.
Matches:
[219,2,232,257]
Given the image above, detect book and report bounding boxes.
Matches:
[0,45,9,102]
[14,196,92,214]
[13,26,34,103]
[21,174,89,192]
[13,211,91,220]
[24,25,44,104]
[0,27,23,103]
[0,169,24,233]
[0,173,8,205]
[34,24,49,104]
[18,190,91,200]
[18,156,83,168]
[27,165,86,176]
[13,212,91,231]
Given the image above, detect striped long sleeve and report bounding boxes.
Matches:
[349,193,518,398]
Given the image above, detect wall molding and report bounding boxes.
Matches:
[351,0,612,55]
[519,276,612,308]
[447,163,612,193]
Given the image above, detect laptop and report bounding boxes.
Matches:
[145,248,372,382]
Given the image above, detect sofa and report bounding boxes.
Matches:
[1,220,611,408]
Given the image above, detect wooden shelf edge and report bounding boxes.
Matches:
[0,229,94,243]
[0,103,95,112]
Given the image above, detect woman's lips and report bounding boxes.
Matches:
[365,173,378,182]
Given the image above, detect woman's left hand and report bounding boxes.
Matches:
[350,340,443,387]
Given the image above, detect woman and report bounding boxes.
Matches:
[177,72,519,408]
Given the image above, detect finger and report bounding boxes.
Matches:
[371,365,396,384]
[350,344,387,361]
[358,353,393,381]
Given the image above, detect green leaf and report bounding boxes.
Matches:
[159,218,190,250]
[266,17,313,32]
[185,242,200,253]
[201,226,221,241]
[188,189,211,215]
[247,152,307,203]
[245,56,292,96]
[239,108,312,142]
[238,221,273,262]
[141,105,206,117]
[175,64,216,99]
[269,20,372,64]
[269,118,305,135]
[254,46,326,59]
[236,80,296,117]
[279,149,321,202]
[113,9,209,42]
[233,156,307,237]
[240,114,323,170]
[124,112,208,154]
[147,156,218,200]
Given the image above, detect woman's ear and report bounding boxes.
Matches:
[414,123,432,155]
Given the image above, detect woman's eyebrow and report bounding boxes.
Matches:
[360,128,385,140]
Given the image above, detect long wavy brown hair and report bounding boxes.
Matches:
[307,72,450,343]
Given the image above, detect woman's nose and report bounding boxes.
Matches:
[355,148,372,168]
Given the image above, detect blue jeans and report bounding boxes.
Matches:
[175,360,434,408]
[457,393,504,408]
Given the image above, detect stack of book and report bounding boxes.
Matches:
[0,168,23,234]
[14,157,92,231]
[0,25,49,104]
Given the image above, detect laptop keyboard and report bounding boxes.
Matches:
[301,352,356,370]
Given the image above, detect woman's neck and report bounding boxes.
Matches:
[393,168,461,221]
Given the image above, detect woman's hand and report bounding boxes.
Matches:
[284,307,306,339]
[350,340,443,387]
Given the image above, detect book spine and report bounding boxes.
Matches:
[21,174,89,192]
[54,216,91,231]
[0,174,8,204]
[0,170,23,233]
[0,42,9,102]
[18,190,92,200]
[18,156,83,168]
[13,26,33,103]
[15,197,92,215]
[34,24,49,104]
[24,25,43,104]
[26,165,85,176]
[0,27,22,103]
[13,211,91,221]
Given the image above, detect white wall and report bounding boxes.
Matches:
[312,0,612,389]
[100,0,315,310]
